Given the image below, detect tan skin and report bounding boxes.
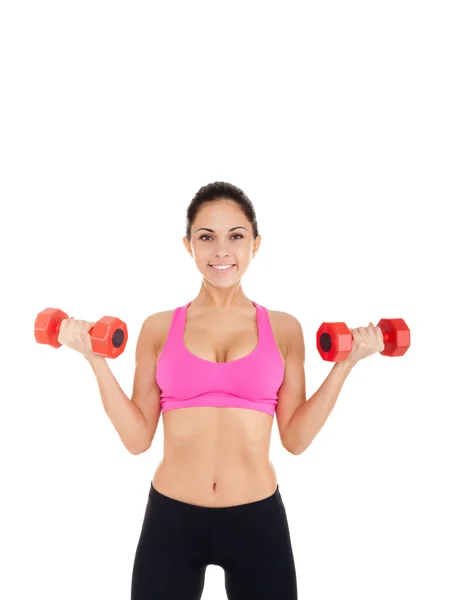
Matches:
[131,199,307,508]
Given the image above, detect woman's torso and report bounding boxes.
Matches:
[152,300,287,507]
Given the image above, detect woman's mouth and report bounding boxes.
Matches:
[208,264,236,274]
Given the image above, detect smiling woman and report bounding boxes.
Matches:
[83,182,308,599]
[120,182,300,598]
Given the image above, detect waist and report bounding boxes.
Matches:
[153,456,278,507]
[149,480,282,515]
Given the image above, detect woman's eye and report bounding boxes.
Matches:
[199,234,243,241]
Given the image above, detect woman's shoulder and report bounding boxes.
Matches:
[266,307,302,326]
[139,308,178,356]
[143,308,177,330]
[266,308,304,343]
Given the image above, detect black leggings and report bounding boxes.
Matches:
[131,482,298,599]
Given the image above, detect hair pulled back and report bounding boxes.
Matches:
[185,182,259,241]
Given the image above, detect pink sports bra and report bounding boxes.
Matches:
[156,300,285,416]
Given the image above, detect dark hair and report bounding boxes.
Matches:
[185,181,259,241]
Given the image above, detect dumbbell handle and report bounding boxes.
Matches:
[52,320,94,338]
[53,321,100,343]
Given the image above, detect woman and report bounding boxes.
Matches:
[59,182,383,599]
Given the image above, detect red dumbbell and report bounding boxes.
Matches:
[34,308,128,359]
[316,318,410,362]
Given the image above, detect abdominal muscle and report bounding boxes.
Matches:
[152,406,278,507]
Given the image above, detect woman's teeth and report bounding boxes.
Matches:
[209,264,235,272]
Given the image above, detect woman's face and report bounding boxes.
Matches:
[183,200,261,286]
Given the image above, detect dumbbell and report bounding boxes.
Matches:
[316,318,410,362]
[34,308,128,359]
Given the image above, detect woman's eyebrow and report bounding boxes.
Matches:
[195,226,248,233]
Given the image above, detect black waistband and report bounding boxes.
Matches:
[149,481,283,517]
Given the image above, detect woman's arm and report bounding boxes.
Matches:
[279,316,383,455]
[283,360,354,455]
[86,314,162,455]
[87,355,149,454]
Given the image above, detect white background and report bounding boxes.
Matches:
[1,1,449,599]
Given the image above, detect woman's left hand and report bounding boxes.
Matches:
[347,323,385,365]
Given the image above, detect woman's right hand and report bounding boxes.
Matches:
[58,317,97,359]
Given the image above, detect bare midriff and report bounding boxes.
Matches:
[152,406,278,507]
